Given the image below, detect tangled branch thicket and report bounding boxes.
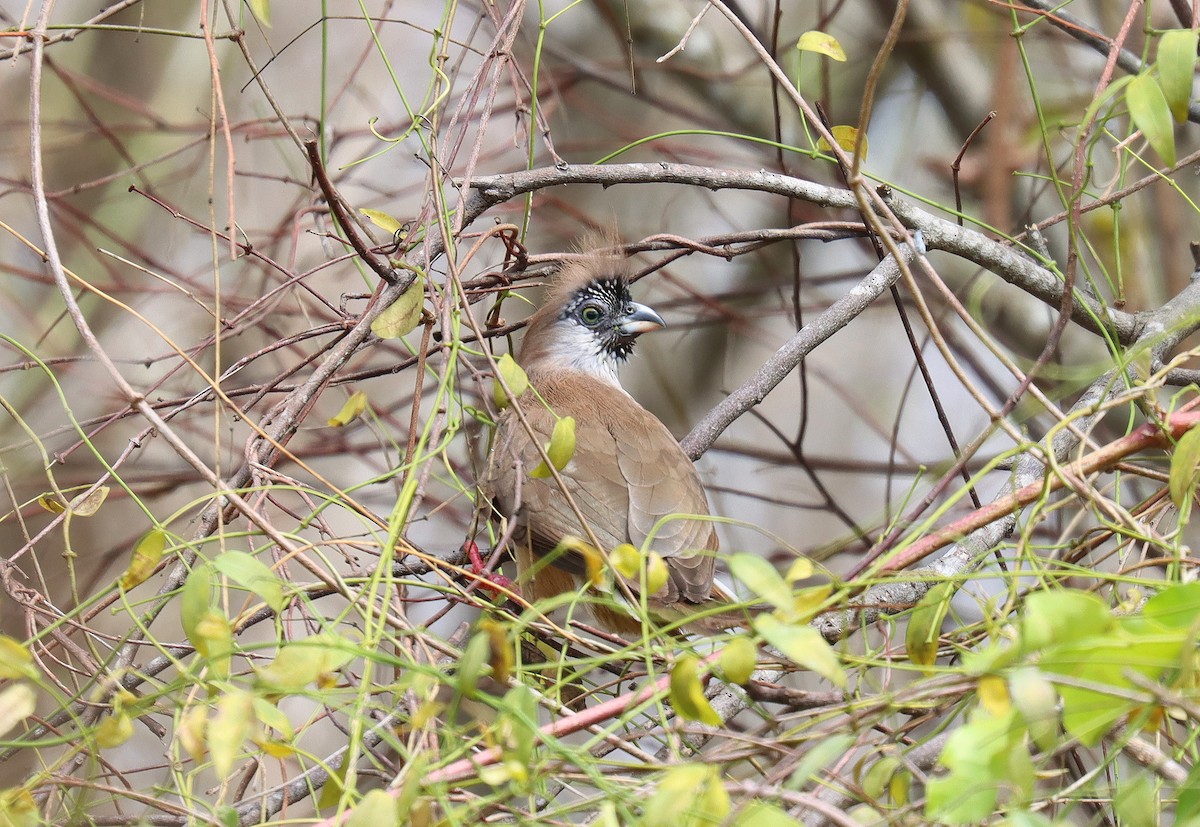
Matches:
[4,1,1200,824]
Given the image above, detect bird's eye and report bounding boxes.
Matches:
[579,305,603,326]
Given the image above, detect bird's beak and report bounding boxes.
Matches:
[617,302,666,336]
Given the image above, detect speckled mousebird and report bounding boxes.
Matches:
[482,235,746,635]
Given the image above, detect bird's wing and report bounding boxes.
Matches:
[613,409,717,603]
[487,387,629,568]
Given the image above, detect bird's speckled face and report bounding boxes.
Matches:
[551,278,666,385]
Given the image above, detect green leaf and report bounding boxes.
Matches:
[669,655,722,726]
[347,790,400,827]
[370,276,424,339]
[0,684,36,738]
[1170,426,1200,508]
[359,208,403,235]
[1143,582,1200,630]
[1177,760,1200,821]
[327,390,368,427]
[754,614,846,687]
[728,553,793,613]
[1008,667,1059,751]
[213,550,286,614]
[906,579,955,670]
[731,800,802,827]
[180,564,213,647]
[1127,72,1176,165]
[247,0,270,27]
[118,527,167,590]
[492,353,529,409]
[1113,772,1157,827]
[926,707,1023,824]
[1158,29,1198,122]
[1019,589,1114,654]
[530,416,576,478]
[644,764,731,827]
[796,30,846,61]
[784,733,854,790]
[716,636,757,685]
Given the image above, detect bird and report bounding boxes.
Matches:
[482,235,745,636]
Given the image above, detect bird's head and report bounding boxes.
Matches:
[518,243,665,386]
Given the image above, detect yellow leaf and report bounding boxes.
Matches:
[817,125,867,159]
[492,353,529,409]
[796,30,846,61]
[191,609,233,680]
[0,636,36,680]
[327,390,368,427]
[717,636,757,685]
[669,654,722,725]
[370,276,424,339]
[360,208,403,235]
[645,552,669,595]
[610,543,641,579]
[977,674,1011,716]
[119,527,167,590]
[37,493,65,513]
[531,416,576,478]
[784,557,814,582]
[96,712,133,748]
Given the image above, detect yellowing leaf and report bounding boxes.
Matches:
[119,527,167,590]
[717,636,757,685]
[1127,72,1176,165]
[668,654,721,725]
[96,712,133,748]
[209,689,253,778]
[370,276,424,339]
[755,614,846,687]
[492,353,529,409]
[327,390,368,427]
[480,618,513,684]
[37,493,66,513]
[796,30,846,61]
[360,208,403,235]
[530,416,576,478]
[178,704,208,763]
[0,684,36,738]
[0,636,36,680]
[191,609,233,680]
[1158,29,1199,122]
[180,564,213,647]
[69,486,109,517]
[256,634,356,693]
[817,125,867,159]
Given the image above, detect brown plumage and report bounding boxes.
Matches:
[483,238,742,635]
